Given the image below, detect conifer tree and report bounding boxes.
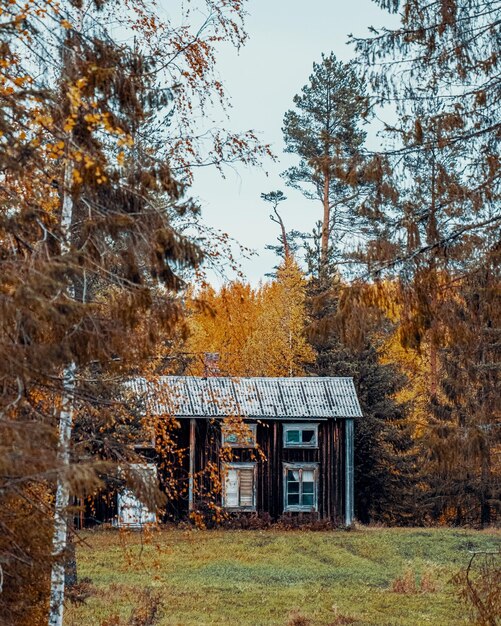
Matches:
[282,53,368,271]
[185,259,314,377]
[244,257,315,376]
[350,0,500,524]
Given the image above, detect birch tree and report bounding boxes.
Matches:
[0,1,266,624]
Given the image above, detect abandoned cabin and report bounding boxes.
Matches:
[89,369,362,528]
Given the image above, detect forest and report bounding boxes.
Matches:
[0,0,499,625]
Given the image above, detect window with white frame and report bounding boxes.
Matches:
[221,422,257,448]
[223,463,256,510]
[283,422,319,448]
[283,463,318,511]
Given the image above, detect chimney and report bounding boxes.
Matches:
[204,352,220,377]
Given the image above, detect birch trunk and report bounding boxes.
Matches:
[48,362,76,626]
[48,24,79,618]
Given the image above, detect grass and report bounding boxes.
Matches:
[65,526,500,626]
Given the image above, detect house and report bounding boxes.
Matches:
[124,374,362,526]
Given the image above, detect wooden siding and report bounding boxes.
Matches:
[158,418,346,523]
[81,418,348,526]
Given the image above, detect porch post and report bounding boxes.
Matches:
[188,418,196,513]
[344,418,354,526]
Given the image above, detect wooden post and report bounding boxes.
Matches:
[344,418,354,527]
[188,418,196,513]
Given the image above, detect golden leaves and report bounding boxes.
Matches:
[185,258,314,377]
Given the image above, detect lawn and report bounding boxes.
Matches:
[65,527,500,626]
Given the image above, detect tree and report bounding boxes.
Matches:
[304,281,418,523]
[349,0,501,524]
[424,249,500,526]
[185,258,314,377]
[262,190,291,261]
[244,257,315,376]
[350,0,500,273]
[282,53,368,272]
[0,0,267,623]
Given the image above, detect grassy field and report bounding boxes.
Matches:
[65,527,500,626]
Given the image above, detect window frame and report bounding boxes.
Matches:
[283,462,319,512]
[221,422,257,448]
[283,422,319,449]
[222,462,257,511]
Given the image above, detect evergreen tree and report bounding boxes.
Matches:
[282,53,368,271]
[425,248,500,526]
[351,0,501,525]
[307,300,417,524]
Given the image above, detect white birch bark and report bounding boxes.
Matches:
[48,9,81,621]
[48,362,76,626]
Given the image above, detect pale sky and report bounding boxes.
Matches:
[165,1,399,284]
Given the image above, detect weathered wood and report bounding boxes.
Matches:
[188,418,196,512]
[85,416,350,525]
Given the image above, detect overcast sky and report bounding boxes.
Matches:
[165,1,399,285]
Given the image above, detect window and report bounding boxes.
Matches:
[223,463,256,510]
[283,463,318,512]
[283,423,318,448]
[222,422,257,448]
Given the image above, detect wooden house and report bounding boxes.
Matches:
[127,375,362,526]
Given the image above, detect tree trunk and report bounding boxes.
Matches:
[48,362,76,626]
[65,526,78,589]
[321,173,330,271]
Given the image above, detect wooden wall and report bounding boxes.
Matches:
[159,418,346,523]
[82,418,347,525]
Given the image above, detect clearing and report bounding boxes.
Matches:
[65,527,500,626]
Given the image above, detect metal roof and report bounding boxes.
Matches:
[128,376,362,419]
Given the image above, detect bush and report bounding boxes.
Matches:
[453,551,501,626]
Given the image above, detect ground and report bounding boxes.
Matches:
[65,527,500,626]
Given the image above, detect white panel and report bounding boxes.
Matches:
[117,490,156,527]
[225,469,239,507]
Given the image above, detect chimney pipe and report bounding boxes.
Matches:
[204,352,220,377]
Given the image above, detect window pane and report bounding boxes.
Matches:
[302,494,314,506]
[302,430,315,444]
[302,481,314,495]
[286,430,300,443]
[288,470,300,481]
[287,481,299,494]
[287,493,300,505]
[302,470,314,482]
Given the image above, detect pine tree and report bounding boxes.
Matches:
[282,53,368,271]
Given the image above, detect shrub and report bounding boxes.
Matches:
[453,551,501,626]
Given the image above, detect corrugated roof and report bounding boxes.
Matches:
[128,376,362,419]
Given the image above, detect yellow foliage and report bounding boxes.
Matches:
[185,257,315,376]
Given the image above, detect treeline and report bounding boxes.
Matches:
[179,251,499,527]
[176,1,500,528]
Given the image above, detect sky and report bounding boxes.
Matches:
[164,1,399,285]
